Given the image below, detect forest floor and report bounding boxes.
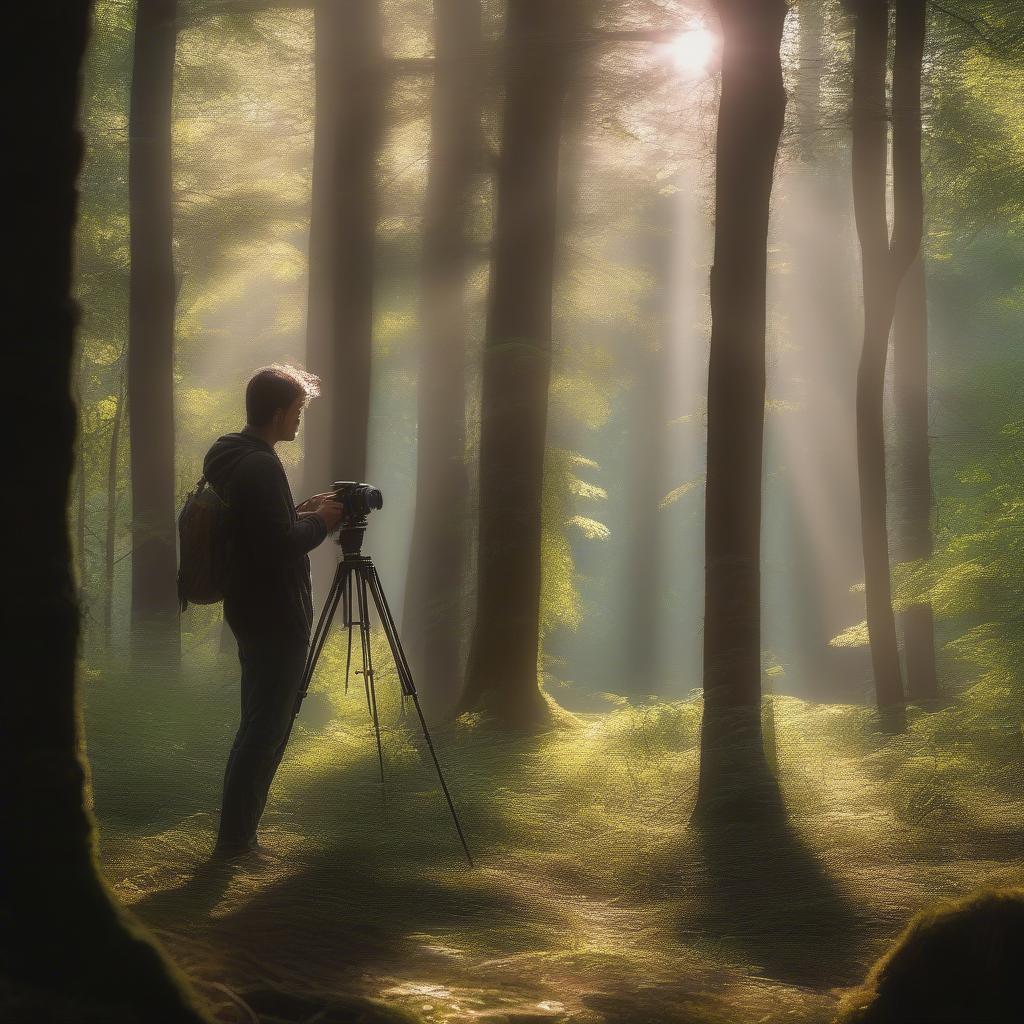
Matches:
[84,643,1024,1024]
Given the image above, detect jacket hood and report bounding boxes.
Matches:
[203,429,272,495]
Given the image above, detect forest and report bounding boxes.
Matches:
[7,0,1024,1022]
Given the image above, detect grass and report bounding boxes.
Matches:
[81,635,1024,1024]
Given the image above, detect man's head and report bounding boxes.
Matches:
[245,364,321,444]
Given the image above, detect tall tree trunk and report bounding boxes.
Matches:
[460,0,584,729]
[402,0,481,717]
[128,0,180,663]
[6,4,207,1016]
[304,0,384,495]
[894,252,938,700]
[693,0,789,819]
[104,361,127,646]
[849,0,925,711]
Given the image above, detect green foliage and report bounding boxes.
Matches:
[541,449,610,639]
[890,367,1024,724]
[927,3,1024,233]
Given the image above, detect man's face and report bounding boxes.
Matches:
[277,395,305,441]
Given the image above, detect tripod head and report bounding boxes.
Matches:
[336,516,368,557]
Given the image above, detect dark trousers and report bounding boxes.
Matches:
[216,628,308,850]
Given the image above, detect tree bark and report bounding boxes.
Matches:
[694,0,789,819]
[4,4,208,1016]
[894,252,939,700]
[402,0,482,717]
[460,0,585,729]
[304,0,385,494]
[849,0,925,711]
[128,0,180,663]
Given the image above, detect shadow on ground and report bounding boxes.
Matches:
[640,762,869,993]
[678,806,869,988]
[126,728,574,1018]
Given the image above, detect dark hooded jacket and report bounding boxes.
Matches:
[203,428,327,642]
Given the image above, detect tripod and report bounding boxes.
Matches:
[294,518,473,867]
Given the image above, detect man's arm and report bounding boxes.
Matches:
[295,491,336,515]
[233,453,328,559]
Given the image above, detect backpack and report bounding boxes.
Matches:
[176,477,233,611]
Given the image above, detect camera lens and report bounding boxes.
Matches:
[361,486,383,514]
[331,481,383,519]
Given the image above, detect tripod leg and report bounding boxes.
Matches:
[355,568,386,787]
[343,570,354,694]
[366,565,416,697]
[364,565,474,867]
[299,560,346,711]
[353,572,372,718]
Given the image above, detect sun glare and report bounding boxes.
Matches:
[669,28,717,75]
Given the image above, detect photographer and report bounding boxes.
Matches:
[203,365,344,860]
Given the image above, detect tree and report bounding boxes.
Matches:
[894,251,939,700]
[693,0,790,818]
[5,3,208,1017]
[460,0,588,729]
[402,0,482,716]
[128,0,181,662]
[848,0,926,711]
[303,0,385,496]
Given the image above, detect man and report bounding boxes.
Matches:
[203,364,344,859]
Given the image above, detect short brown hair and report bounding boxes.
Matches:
[245,364,321,427]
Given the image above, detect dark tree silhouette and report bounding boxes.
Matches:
[693,0,789,818]
[402,0,482,717]
[894,251,939,700]
[128,0,181,662]
[849,0,926,711]
[5,4,208,1018]
[460,0,587,729]
[304,0,384,495]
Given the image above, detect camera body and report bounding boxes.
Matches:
[332,480,384,522]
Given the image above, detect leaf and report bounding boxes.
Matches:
[567,516,610,541]
[659,477,704,510]
[830,621,870,649]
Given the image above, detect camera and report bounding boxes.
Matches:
[332,481,384,522]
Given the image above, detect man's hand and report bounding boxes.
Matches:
[314,499,345,533]
[295,490,336,514]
